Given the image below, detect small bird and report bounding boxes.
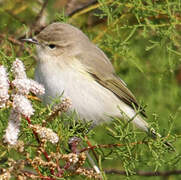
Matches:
[23,22,166,140]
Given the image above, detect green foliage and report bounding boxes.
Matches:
[0,0,181,179]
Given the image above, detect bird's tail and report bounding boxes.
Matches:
[149,128,174,151]
[130,114,174,151]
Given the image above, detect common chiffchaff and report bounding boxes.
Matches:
[23,22,161,137]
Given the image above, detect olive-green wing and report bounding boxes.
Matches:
[89,72,146,117]
[76,41,146,117]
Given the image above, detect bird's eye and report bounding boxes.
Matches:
[48,44,56,49]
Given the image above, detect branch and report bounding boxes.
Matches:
[80,141,145,153]
[29,0,49,36]
[0,34,23,46]
[66,0,98,17]
[34,0,49,26]
[105,169,181,177]
[0,34,33,55]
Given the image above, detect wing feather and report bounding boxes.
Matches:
[88,72,147,117]
[76,42,146,117]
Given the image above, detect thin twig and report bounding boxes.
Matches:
[34,0,49,25]
[80,141,145,153]
[0,34,33,56]
[24,116,40,143]
[85,151,101,175]
[24,116,55,176]
[22,170,55,180]
[66,0,98,17]
[85,136,99,162]
[27,95,41,101]
[0,34,23,46]
[29,0,49,36]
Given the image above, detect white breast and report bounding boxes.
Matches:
[35,57,148,131]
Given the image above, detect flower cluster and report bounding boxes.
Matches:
[11,59,44,96]
[0,158,25,179]
[12,78,44,95]
[3,110,21,145]
[12,94,34,117]
[30,124,59,144]
[11,58,26,79]
[0,59,101,179]
[2,58,45,145]
[47,97,72,121]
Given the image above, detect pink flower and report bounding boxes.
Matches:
[12,79,30,95]
[29,79,45,95]
[30,125,59,144]
[12,58,26,79]
[4,110,21,145]
[13,94,34,117]
[12,78,45,95]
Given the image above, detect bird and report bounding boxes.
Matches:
[22,22,172,147]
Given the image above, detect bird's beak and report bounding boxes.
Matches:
[21,38,39,45]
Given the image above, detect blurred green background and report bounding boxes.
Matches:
[0,0,181,179]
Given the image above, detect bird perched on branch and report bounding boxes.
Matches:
[23,22,172,149]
